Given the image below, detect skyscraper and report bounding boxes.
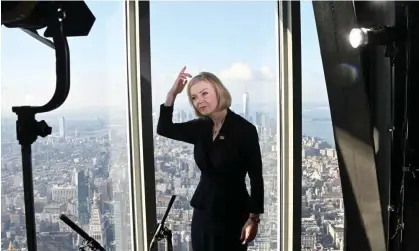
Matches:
[113,191,128,251]
[242,92,249,120]
[74,169,89,225]
[88,192,105,246]
[58,117,66,138]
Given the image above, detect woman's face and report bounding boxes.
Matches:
[190,80,219,116]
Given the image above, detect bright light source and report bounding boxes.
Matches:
[349,28,370,48]
[349,26,402,49]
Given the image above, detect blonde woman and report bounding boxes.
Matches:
[157,66,264,251]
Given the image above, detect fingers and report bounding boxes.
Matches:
[176,66,192,88]
[180,66,186,73]
[243,230,250,244]
[177,73,191,86]
[179,66,192,78]
[244,233,255,243]
[179,72,192,79]
[240,228,245,241]
[240,231,246,244]
[178,75,188,85]
[180,79,188,85]
[242,228,256,245]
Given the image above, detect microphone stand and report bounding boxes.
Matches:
[149,195,177,251]
[59,214,106,251]
[12,7,71,251]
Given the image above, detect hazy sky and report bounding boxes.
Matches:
[1,1,327,116]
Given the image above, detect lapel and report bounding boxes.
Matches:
[202,109,234,143]
[216,108,234,141]
[200,108,235,156]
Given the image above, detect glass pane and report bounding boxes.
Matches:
[150,2,279,251]
[1,2,134,251]
[301,2,345,250]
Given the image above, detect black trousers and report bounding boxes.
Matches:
[191,208,248,251]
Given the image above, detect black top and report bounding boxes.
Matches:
[157,104,264,217]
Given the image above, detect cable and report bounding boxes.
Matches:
[398,3,412,249]
[387,44,402,243]
[390,4,412,250]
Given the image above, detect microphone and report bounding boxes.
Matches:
[59,214,106,251]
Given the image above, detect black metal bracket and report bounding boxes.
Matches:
[153,225,173,251]
[2,2,96,251]
[10,6,71,251]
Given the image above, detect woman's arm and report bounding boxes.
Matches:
[157,93,200,144]
[243,125,264,214]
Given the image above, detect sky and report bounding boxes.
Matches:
[1,1,327,117]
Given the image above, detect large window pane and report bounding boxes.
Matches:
[1,2,134,251]
[301,2,345,250]
[150,2,279,250]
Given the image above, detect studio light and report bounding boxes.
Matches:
[349,26,402,48]
[349,28,369,48]
[2,1,95,48]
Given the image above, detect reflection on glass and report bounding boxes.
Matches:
[1,2,134,251]
[150,2,278,251]
[301,2,345,251]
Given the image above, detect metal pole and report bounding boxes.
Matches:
[21,144,37,251]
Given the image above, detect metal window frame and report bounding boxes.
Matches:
[125,1,157,251]
[278,1,302,251]
[125,1,302,250]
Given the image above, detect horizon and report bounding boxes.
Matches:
[0,100,331,120]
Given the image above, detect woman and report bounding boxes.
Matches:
[157,66,264,251]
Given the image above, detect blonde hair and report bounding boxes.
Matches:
[187,71,232,118]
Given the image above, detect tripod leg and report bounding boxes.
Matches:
[165,232,173,251]
[21,144,37,251]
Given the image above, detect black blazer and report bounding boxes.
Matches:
[157,104,264,217]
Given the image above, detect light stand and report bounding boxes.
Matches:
[1,2,95,251]
[385,4,413,251]
[149,195,177,251]
[59,214,106,251]
[12,9,70,251]
[385,39,405,249]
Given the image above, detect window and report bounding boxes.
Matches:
[150,2,280,250]
[1,2,135,251]
[301,2,345,250]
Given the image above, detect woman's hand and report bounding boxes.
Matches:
[240,218,259,245]
[169,66,192,96]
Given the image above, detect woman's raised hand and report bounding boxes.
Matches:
[169,66,192,96]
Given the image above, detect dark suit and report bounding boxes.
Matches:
[157,104,264,251]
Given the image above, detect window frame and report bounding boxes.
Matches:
[125,1,303,250]
[278,1,302,251]
[125,1,157,251]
